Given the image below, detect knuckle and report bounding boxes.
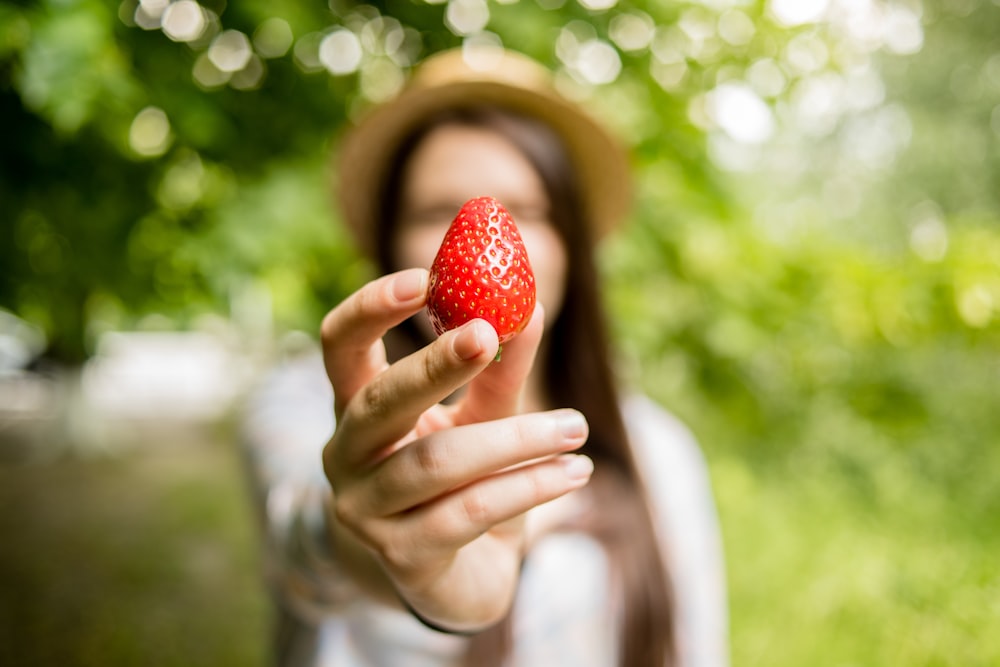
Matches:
[412,442,447,481]
[333,495,387,552]
[358,379,393,422]
[460,486,492,527]
[324,427,360,476]
[523,466,550,504]
[510,418,534,449]
[354,283,379,315]
[380,534,419,573]
[367,468,393,507]
[332,495,363,538]
[421,345,451,384]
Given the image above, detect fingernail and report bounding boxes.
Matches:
[392,270,427,303]
[453,320,488,360]
[557,409,588,440]
[562,455,594,481]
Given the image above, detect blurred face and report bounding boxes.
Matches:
[392,124,568,333]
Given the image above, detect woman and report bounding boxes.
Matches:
[242,47,728,667]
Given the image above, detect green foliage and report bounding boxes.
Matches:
[2,0,362,360]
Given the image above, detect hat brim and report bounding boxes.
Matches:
[335,49,632,256]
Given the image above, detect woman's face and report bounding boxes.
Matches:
[393,124,568,333]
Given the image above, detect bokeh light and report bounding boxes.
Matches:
[253,18,294,59]
[230,55,265,91]
[462,32,505,71]
[717,9,755,47]
[707,82,775,144]
[557,22,621,86]
[208,30,252,73]
[292,32,325,73]
[445,0,490,37]
[746,58,787,98]
[609,11,655,53]
[319,29,363,75]
[908,203,949,263]
[192,51,230,88]
[785,32,829,74]
[770,0,829,27]
[573,39,621,85]
[882,5,924,55]
[161,1,206,43]
[957,285,994,328]
[579,0,619,11]
[359,57,404,102]
[128,106,172,157]
[134,0,169,29]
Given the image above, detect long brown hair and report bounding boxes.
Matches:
[374,108,675,667]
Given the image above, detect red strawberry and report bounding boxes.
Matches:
[427,196,536,354]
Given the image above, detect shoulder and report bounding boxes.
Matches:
[620,392,718,526]
[618,391,718,542]
[620,393,708,484]
[620,392,718,544]
[621,394,731,667]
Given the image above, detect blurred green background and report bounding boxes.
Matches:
[2,0,999,665]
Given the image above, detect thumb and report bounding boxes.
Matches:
[453,303,545,425]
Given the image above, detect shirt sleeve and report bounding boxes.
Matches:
[623,395,731,667]
[239,349,360,626]
[237,351,479,667]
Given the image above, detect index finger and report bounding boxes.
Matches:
[320,268,429,417]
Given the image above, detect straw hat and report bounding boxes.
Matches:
[336,46,632,255]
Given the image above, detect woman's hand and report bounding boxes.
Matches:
[320,268,592,632]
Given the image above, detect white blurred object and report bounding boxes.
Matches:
[0,308,47,375]
[82,331,249,422]
[706,81,775,144]
[0,310,55,461]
